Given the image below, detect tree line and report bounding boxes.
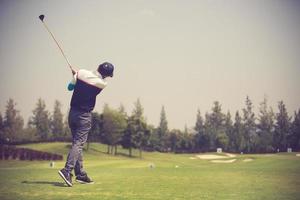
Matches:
[0,96,300,156]
[0,98,71,144]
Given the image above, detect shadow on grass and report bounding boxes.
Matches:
[21,180,67,187]
[87,147,107,154]
[89,147,139,158]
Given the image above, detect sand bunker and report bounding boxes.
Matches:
[197,155,228,159]
[225,153,236,158]
[196,153,236,160]
[211,159,236,163]
[262,154,275,157]
[296,154,300,157]
[192,153,257,164]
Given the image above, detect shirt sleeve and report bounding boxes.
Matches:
[96,78,108,89]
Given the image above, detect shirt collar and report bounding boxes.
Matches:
[93,70,102,78]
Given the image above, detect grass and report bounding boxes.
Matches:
[0,142,300,200]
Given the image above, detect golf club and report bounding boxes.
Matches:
[39,14,75,74]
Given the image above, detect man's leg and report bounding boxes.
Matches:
[59,110,91,186]
[74,152,94,184]
[74,153,85,176]
[65,110,91,173]
[74,153,94,184]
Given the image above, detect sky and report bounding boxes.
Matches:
[0,0,300,130]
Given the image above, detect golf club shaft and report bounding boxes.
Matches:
[41,21,74,73]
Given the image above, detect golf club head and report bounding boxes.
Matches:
[39,15,45,22]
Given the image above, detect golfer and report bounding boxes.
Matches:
[59,62,114,187]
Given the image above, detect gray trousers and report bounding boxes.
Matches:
[64,109,92,176]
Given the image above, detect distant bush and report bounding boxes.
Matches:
[0,145,63,161]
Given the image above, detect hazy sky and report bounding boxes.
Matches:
[1,0,300,129]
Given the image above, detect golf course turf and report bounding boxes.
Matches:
[0,142,299,200]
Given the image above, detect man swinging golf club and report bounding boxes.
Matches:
[38,14,114,186]
[59,62,114,187]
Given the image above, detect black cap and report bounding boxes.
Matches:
[98,62,114,77]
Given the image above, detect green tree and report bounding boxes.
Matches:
[132,117,150,158]
[121,100,142,156]
[132,99,144,119]
[291,109,300,151]
[29,98,51,141]
[274,101,291,152]
[224,111,233,151]
[117,103,128,153]
[51,100,64,141]
[232,111,245,152]
[175,125,194,152]
[148,127,160,151]
[194,109,206,151]
[63,114,72,141]
[157,106,168,151]
[177,127,188,152]
[257,97,275,152]
[90,112,102,142]
[115,104,128,152]
[22,126,38,142]
[195,110,204,133]
[0,113,3,128]
[2,99,24,143]
[88,111,102,150]
[122,99,149,158]
[242,96,257,153]
[0,112,3,143]
[124,115,148,157]
[205,101,227,150]
[185,125,196,152]
[122,118,134,156]
[102,104,127,155]
[166,129,181,152]
[118,103,127,117]
[203,112,212,151]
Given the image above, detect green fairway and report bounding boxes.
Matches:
[0,143,300,200]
